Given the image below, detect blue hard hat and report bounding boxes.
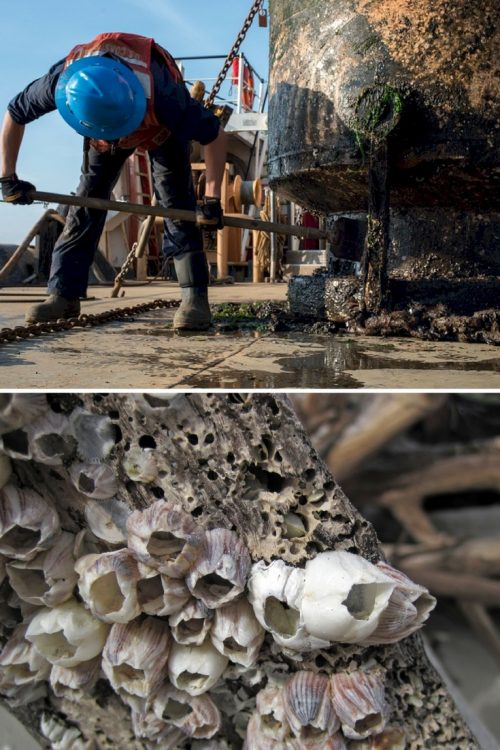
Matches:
[55,55,147,140]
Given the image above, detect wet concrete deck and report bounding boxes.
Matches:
[1,283,499,390]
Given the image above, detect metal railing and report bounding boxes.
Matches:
[177,53,267,115]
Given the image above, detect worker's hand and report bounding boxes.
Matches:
[0,174,36,205]
[197,196,223,230]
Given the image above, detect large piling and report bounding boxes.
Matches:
[269,0,499,323]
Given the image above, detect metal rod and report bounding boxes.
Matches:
[0,209,60,282]
[30,191,332,242]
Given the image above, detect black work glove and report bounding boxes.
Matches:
[0,173,36,204]
[196,196,224,230]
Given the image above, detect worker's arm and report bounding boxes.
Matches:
[0,112,35,204]
[1,111,25,177]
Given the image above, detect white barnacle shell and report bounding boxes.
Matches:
[69,462,118,499]
[102,616,170,701]
[253,684,289,742]
[127,499,201,577]
[75,548,141,623]
[244,711,288,750]
[247,560,330,652]
[0,485,60,561]
[123,446,159,483]
[330,670,388,740]
[360,562,436,645]
[153,683,221,739]
[210,598,265,667]
[283,671,340,740]
[84,498,130,544]
[168,639,229,696]
[137,562,191,616]
[0,623,51,701]
[40,712,96,750]
[69,408,116,463]
[25,598,109,667]
[301,551,397,644]
[6,530,80,607]
[50,656,101,700]
[169,597,214,646]
[186,528,251,609]
[0,394,48,434]
[0,454,12,489]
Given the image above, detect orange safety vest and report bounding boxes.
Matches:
[64,32,184,150]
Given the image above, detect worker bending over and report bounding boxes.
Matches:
[0,32,227,330]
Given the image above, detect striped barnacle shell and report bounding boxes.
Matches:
[75,549,142,624]
[6,530,82,607]
[210,597,265,667]
[0,622,51,702]
[68,409,117,463]
[330,670,389,741]
[23,410,75,465]
[127,500,201,577]
[0,485,60,561]
[102,617,170,701]
[301,551,397,645]
[50,656,101,700]
[153,683,221,739]
[247,559,330,652]
[169,597,214,646]
[0,454,12,490]
[69,462,118,499]
[137,562,191,617]
[186,528,251,609]
[359,562,436,645]
[283,671,340,740]
[0,394,48,435]
[25,598,109,667]
[167,638,229,696]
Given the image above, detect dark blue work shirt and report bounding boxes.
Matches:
[8,53,220,146]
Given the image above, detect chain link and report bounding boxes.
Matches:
[0,298,180,347]
[206,0,264,108]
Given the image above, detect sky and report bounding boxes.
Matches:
[0,0,269,244]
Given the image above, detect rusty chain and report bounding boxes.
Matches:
[0,298,180,347]
[205,0,264,107]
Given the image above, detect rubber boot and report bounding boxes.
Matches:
[25,294,80,324]
[172,251,211,331]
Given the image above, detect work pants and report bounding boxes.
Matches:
[48,136,203,299]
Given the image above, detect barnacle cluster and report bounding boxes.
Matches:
[0,395,437,750]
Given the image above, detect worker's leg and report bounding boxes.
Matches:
[26,146,133,323]
[150,136,211,331]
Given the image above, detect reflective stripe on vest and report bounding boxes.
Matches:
[64,33,184,150]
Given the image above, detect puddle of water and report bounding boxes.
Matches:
[169,332,500,389]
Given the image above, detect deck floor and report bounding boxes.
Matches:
[1,283,499,390]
